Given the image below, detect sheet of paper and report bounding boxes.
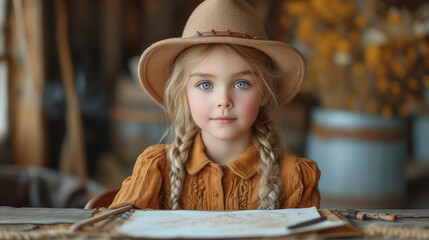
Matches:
[116,207,345,239]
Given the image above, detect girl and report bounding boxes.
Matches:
[109,0,320,210]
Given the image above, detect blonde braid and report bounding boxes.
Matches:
[252,119,283,210]
[167,125,198,210]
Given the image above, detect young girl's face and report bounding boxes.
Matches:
[186,45,266,143]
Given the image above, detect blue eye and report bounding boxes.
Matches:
[235,81,249,89]
[198,82,212,90]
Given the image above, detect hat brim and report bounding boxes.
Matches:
[138,37,305,107]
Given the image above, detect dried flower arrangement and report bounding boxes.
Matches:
[278,0,429,119]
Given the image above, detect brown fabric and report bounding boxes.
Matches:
[109,134,320,210]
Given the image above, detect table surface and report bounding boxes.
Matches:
[0,207,428,239]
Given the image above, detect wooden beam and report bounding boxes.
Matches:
[10,0,46,167]
[54,0,87,179]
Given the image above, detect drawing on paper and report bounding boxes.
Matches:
[116,207,346,238]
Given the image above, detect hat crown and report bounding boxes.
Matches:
[182,0,268,40]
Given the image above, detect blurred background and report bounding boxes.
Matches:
[0,0,428,209]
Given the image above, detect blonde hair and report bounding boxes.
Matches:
[164,43,284,210]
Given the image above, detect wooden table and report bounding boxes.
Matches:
[0,207,428,239]
[343,209,429,228]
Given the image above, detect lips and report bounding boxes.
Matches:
[211,116,237,124]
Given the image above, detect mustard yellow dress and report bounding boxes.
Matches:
[109,133,320,210]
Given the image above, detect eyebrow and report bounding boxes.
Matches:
[189,73,215,78]
[189,70,254,78]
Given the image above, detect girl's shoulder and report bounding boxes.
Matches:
[280,151,320,177]
[140,144,169,157]
[135,144,170,167]
[279,152,321,208]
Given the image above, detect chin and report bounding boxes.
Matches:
[210,132,246,141]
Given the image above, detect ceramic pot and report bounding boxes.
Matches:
[306,107,408,208]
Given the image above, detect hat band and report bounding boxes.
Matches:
[190,29,258,40]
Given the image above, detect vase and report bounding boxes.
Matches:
[412,115,429,164]
[413,87,429,165]
[305,107,408,209]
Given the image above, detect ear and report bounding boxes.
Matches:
[260,96,268,107]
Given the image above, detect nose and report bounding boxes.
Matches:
[217,90,233,109]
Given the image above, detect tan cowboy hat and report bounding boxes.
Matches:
[138,0,305,107]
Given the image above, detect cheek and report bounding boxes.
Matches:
[187,90,210,123]
[190,101,208,121]
[239,95,262,120]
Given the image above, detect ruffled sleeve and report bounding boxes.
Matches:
[109,145,168,209]
[280,154,321,209]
